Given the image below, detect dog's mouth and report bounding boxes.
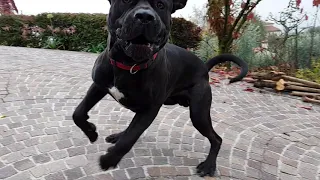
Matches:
[129,35,151,45]
[121,35,158,62]
[114,27,161,61]
[124,35,154,51]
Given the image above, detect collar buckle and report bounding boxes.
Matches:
[130,64,138,74]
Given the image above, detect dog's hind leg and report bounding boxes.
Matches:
[73,83,107,143]
[189,80,222,177]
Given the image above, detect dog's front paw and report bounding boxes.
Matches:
[196,160,216,177]
[105,132,123,144]
[99,152,123,171]
[84,122,98,143]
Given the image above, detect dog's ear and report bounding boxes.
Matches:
[172,0,187,13]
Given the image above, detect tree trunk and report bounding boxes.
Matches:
[308,7,319,68]
[293,26,299,70]
[218,38,232,69]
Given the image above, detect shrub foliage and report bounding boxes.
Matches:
[0,13,202,52]
[170,18,202,49]
[296,59,320,83]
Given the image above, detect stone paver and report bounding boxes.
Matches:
[1,46,320,179]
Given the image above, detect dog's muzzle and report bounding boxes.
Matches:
[134,8,156,24]
[116,7,162,62]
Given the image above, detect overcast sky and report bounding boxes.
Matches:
[14,0,319,27]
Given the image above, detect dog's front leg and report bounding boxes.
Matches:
[99,105,162,170]
[73,83,107,143]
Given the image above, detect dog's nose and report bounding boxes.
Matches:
[134,9,155,24]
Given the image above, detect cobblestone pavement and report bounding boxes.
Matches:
[0,46,320,180]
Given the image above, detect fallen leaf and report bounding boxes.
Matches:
[204,177,216,180]
[296,104,313,110]
[218,70,226,76]
[243,87,254,92]
[0,115,6,118]
[242,77,256,83]
[210,77,220,84]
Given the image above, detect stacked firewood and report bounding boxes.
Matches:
[242,71,320,104]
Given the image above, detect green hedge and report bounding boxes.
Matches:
[0,13,202,53]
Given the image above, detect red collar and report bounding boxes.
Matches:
[110,53,158,73]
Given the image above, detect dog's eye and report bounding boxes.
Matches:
[156,2,165,9]
[122,0,132,3]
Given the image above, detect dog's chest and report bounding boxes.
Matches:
[108,82,157,111]
[108,86,125,102]
[108,70,166,111]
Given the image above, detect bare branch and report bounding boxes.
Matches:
[227,0,250,39]
[226,0,262,48]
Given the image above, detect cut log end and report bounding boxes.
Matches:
[276,79,285,91]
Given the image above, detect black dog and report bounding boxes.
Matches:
[72,0,248,177]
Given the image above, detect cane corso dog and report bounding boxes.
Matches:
[72,0,248,177]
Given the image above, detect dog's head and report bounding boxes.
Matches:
[107,0,187,62]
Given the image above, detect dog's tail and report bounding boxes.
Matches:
[205,54,249,83]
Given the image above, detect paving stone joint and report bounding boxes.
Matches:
[0,46,320,179]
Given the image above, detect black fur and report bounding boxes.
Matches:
[73,0,248,177]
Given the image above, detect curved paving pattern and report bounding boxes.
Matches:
[0,46,320,180]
